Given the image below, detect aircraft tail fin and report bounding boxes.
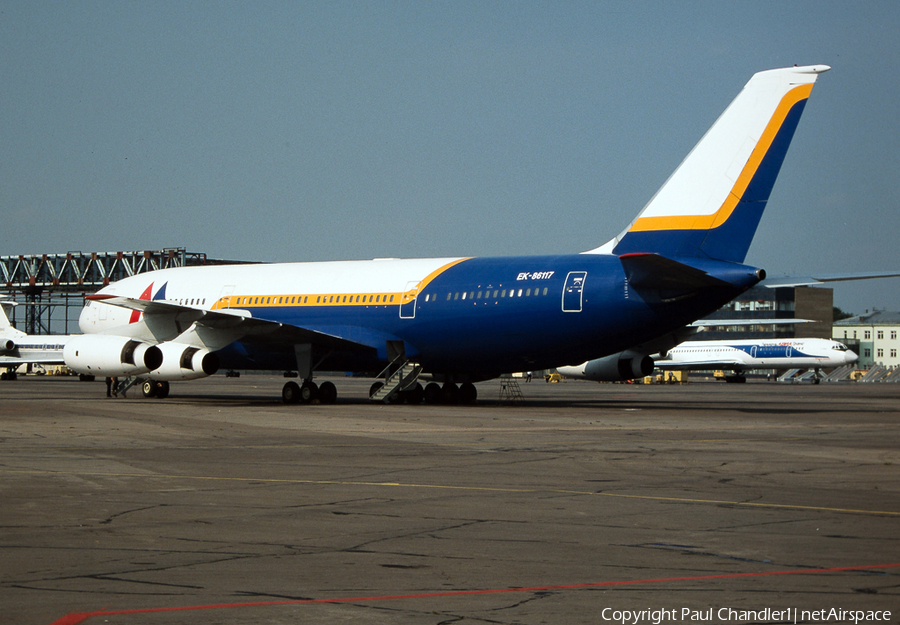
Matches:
[586,64,829,263]
[0,300,15,332]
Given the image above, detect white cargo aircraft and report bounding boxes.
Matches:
[558,338,858,383]
[64,65,830,404]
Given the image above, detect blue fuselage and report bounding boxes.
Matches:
[215,254,762,378]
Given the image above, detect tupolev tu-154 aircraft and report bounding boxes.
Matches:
[558,337,858,384]
[0,300,71,379]
[64,64,830,404]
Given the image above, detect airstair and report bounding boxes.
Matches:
[498,377,525,405]
[823,364,855,382]
[859,365,888,383]
[777,368,801,383]
[369,358,423,403]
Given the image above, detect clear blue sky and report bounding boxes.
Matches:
[2,2,899,313]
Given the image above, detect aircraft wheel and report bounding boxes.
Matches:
[423,382,441,404]
[0,372,7,381]
[282,381,301,404]
[300,381,319,404]
[142,380,157,398]
[406,382,424,404]
[155,381,170,399]
[369,381,384,398]
[459,382,477,405]
[319,381,337,404]
[441,382,460,405]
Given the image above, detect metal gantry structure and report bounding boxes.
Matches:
[0,249,222,335]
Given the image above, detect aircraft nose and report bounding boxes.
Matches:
[847,350,859,364]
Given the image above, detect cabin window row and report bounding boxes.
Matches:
[230,294,395,306]
[424,286,550,303]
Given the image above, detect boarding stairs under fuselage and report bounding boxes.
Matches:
[369,357,423,403]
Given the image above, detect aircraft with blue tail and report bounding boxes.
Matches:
[64,64,830,403]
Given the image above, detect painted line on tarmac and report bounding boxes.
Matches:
[5,467,900,516]
[48,562,900,625]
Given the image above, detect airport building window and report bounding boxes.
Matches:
[893,331,898,340]
[865,331,871,339]
[892,349,897,358]
[878,331,884,339]
[877,349,884,358]
[864,349,871,358]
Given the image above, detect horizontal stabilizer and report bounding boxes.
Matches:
[762,270,900,288]
[619,253,729,291]
[690,318,811,327]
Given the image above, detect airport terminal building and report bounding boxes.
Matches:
[694,284,834,341]
[834,311,900,368]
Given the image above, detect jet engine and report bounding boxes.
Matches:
[559,350,654,382]
[147,343,220,380]
[63,335,163,376]
[1,338,15,353]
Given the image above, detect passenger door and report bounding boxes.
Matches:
[561,271,587,312]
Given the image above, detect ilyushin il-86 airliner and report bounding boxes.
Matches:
[65,64,830,404]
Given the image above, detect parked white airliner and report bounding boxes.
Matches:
[63,65,831,404]
[0,301,71,379]
[558,338,858,382]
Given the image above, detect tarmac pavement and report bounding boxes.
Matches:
[1,375,898,624]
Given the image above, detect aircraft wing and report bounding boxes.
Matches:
[762,271,900,288]
[655,358,746,371]
[86,294,377,354]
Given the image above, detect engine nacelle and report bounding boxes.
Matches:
[1,338,15,353]
[63,335,163,376]
[148,343,220,380]
[558,351,655,382]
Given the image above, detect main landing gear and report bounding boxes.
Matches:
[282,379,337,404]
[280,380,479,405]
[141,379,170,398]
[422,382,478,405]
